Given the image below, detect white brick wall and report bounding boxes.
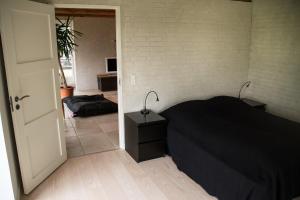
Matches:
[49,0,252,113]
[74,17,116,91]
[122,0,252,113]
[247,0,300,122]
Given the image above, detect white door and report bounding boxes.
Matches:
[0,0,67,194]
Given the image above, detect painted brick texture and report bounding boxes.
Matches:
[74,17,116,91]
[121,0,252,113]
[247,0,300,122]
[49,0,252,113]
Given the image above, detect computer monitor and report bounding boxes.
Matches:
[105,57,117,73]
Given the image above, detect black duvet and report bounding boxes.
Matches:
[161,96,300,200]
[63,95,118,117]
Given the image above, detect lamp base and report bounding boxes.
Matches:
[140,109,150,115]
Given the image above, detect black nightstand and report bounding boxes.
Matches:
[125,111,167,162]
[242,98,266,111]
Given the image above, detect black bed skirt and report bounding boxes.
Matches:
[167,126,271,200]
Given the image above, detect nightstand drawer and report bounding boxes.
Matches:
[139,140,165,162]
[139,124,166,143]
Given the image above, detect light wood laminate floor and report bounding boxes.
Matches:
[23,150,217,200]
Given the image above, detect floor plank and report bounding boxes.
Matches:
[23,150,216,200]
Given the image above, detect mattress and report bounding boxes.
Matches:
[63,94,118,117]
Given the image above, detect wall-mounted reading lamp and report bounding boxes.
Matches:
[238,81,251,99]
[141,91,159,115]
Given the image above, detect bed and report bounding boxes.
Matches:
[63,94,118,117]
[160,96,300,200]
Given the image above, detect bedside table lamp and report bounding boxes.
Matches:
[238,81,251,99]
[141,90,159,115]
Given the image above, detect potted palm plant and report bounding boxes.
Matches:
[56,17,82,98]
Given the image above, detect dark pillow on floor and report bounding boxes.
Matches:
[63,95,118,117]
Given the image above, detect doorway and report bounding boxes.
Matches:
[55,6,124,158]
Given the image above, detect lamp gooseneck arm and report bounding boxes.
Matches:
[238,81,251,99]
[142,90,159,114]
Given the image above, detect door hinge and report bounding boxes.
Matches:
[9,96,14,112]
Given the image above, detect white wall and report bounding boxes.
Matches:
[247,0,300,122]
[49,0,252,113]
[74,17,116,91]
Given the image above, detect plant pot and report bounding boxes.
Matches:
[60,86,74,99]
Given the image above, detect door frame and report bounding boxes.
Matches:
[54,4,125,149]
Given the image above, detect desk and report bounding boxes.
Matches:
[97,73,117,91]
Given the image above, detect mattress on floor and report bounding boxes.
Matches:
[63,94,118,117]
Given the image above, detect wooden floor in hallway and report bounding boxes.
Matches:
[22,150,217,200]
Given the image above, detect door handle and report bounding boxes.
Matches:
[15,95,30,102]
